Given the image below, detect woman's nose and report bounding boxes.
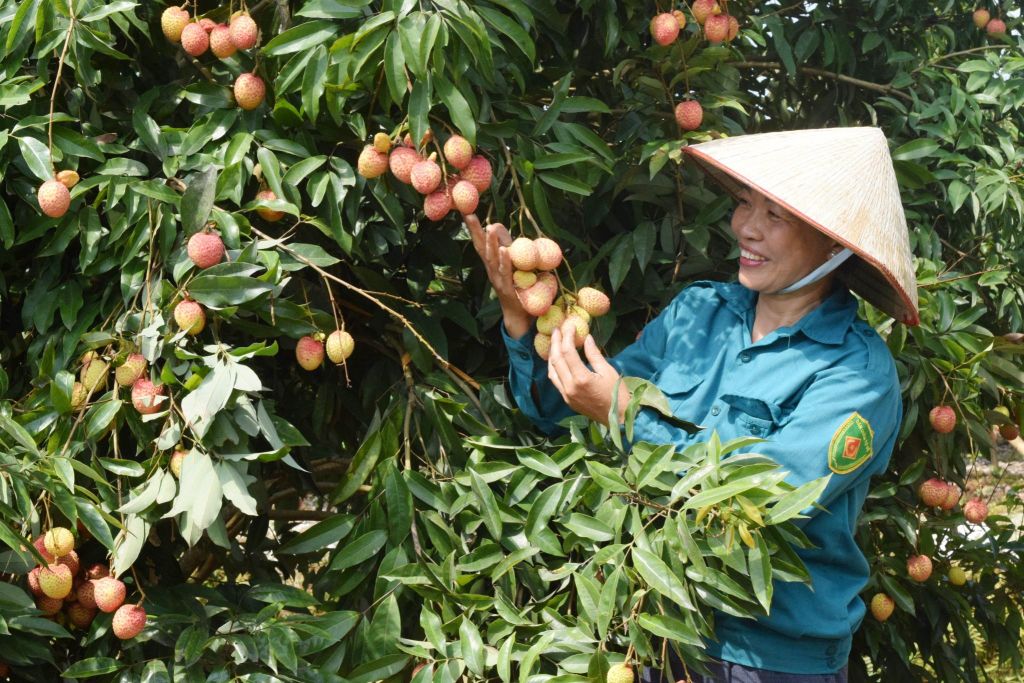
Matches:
[732,209,762,240]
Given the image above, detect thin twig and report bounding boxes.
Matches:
[732,61,915,102]
[49,10,77,176]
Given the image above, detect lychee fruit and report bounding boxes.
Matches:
[38,179,71,218]
[131,379,166,415]
[57,550,79,576]
[38,564,73,599]
[704,14,729,42]
[675,100,703,131]
[948,566,967,586]
[77,579,97,609]
[358,145,390,179]
[691,0,718,24]
[170,450,186,478]
[1000,423,1020,440]
[870,593,894,621]
[230,13,258,49]
[423,190,452,221]
[210,23,237,58]
[36,595,63,615]
[254,189,284,222]
[70,382,87,411]
[161,6,189,42]
[27,568,44,596]
[326,330,355,363]
[93,577,126,613]
[929,405,955,433]
[561,316,590,348]
[115,353,147,387]
[907,555,933,582]
[188,232,224,269]
[964,497,989,524]
[533,238,563,271]
[56,169,80,189]
[44,528,74,558]
[509,238,539,271]
[607,663,634,683]
[518,282,555,317]
[296,336,324,371]
[513,271,537,289]
[536,271,558,297]
[973,9,990,28]
[918,478,948,507]
[411,159,443,194]
[444,135,474,170]
[67,602,97,628]
[577,288,611,317]
[403,129,434,149]
[987,18,1006,35]
[451,180,480,214]
[535,333,552,360]
[460,155,492,193]
[175,300,206,335]
[571,305,592,324]
[371,132,392,154]
[940,483,961,510]
[536,307,566,335]
[651,13,681,46]
[112,604,147,639]
[32,536,54,564]
[181,23,209,56]
[389,146,421,184]
[234,73,265,110]
[726,15,739,41]
[84,564,109,580]
[80,352,109,393]
[199,17,216,32]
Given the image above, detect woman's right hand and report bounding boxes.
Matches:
[465,213,535,339]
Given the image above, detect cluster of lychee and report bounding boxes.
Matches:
[972,8,1006,35]
[69,344,168,419]
[919,477,990,524]
[25,527,146,639]
[506,236,612,360]
[295,329,356,371]
[650,0,738,46]
[161,6,266,111]
[993,405,1019,441]
[36,169,80,220]
[357,131,493,222]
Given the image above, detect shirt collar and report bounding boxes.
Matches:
[709,280,860,346]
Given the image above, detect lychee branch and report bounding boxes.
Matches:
[48,9,77,176]
[732,61,914,102]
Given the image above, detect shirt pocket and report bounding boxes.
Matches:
[719,393,783,438]
[650,361,705,412]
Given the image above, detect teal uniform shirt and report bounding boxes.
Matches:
[500,280,902,675]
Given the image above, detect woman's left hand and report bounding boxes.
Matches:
[548,327,631,427]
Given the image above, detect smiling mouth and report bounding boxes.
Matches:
[740,248,767,262]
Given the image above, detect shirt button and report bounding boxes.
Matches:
[750,425,761,435]
[740,352,751,363]
[711,406,721,416]
[520,351,531,360]
[826,646,836,655]
[827,657,837,668]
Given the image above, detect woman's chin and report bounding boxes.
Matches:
[738,269,769,292]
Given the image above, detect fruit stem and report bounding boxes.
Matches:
[48,7,77,177]
[129,564,148,602]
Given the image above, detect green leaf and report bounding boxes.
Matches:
[278,514,356,554]
[635,444,674,490]
[181,167,217,236]
[187,275,274,307]
[0,414,39,456]
[586,461,631,493]
[261,21,339,57]
[538,172,592,195]
[330,529,388,572]
[62,658,125,677]
[302,45,328,124]
[636,613,703,647]
[347,655,410,683]
[632,547,695,610]
[891,139,939,161]
[533,153,593,170]
[460,617,485,676]
[384,30,406,105]
[470,469,503,540]
[563,513,614,542]
[18,136,52,182]
[748,533,773,612]
[763,476,830,525]
[435,76,476,147]
[248,583,320,607]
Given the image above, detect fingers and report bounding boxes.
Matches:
[548,329,567,394]
[465,213,485,254]
[497,245,511,278]
[493,223,513,247]
[583,335,614,374]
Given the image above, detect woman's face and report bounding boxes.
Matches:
[731,187,838,294]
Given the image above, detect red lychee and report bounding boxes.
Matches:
[987,18,1006,35]
[38,179,71,218]
[443,135,474,170]
[199,17,216,32]
[964,498,989,524]
[230,13,258,50]
[533,238,562,271]
[131,379,166,415]
[918,478,948,507]
[870,593,894,621]
[411,160,443,194]
[27,568,43,597]
[112,604,147,639]
[255,189,284,222]
[77,579,97,609]
[1000,423,1020,441]
[32,536,54,564]
[940,483,961,510]
[296,336,324,371]
[650,13,681,46]
[188,232,224,269]
[907,555,933,582]
[389,146,422,184]
[175,300,206,335]
[929,405,955,434]
[691,0,719,24]
[234,73,265,110]
[518,282,555,317]
[675,100,703,131]
[36,595,63,615]
[460,155,492,193]
[57,550,79,576]
[180,23,209,56]
[93,576,126,613]
[561,315,590,348]
[84,564,109,580]
[423,190,452,221]
[726,15,739,41]
[67,602,97,628]
[452,180,480,215]
[210,24,237,58]
[115,353,147,387]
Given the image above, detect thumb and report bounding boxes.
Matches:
[584,335,615,373]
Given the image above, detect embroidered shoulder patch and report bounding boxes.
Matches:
[829,412,874,475]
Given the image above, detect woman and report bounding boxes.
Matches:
[467,128,918,682]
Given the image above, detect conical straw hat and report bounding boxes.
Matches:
[682,127,919,326]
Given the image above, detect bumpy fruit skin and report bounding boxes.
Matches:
[726,14,739,41]
[36,595,63,615]
[115,353,147,387]
[326,330,355,363]
[535,333,552,360]
[443,135,474,169]
[510,238,539,271]
[230,13,258,49]
[68,602,98,628]
[1000,423,1020,440]
[918,478,948,507]
[460,155,493,193]
[513,270,537,289]
[571,305,592,324]
[188,232,224,269]
[940,483,961,510]
[973,9,990,28]
[519,282,555,317]
[296,337,325,371]
[44,528,74,558]
[987,18,1006,35]
[561,315,590,348]
[691,0,718,24]
[577,288,611,317]
[132,379,166,415]
[411,160,443,194]
[533,238,563,271]
[907,555,933,582]
[77,580,97,609]
[38,179,71,218]
[56,169,80,189]
[389,147,421,184]
[170,450,186,478]
[181,23,209,56]
[948,567,967,586]
[80,352,109,394]
[536,307,566,335]
[234,73,266,110]
[161,6,189,42]
[38,565,73,599]
[68,381,85,412]
[929,405,955,433]
[423,190,452,221]
[675,100,703,131]
[254,189,284,222]
[199,17,216,32]
[607,663,634,683]
[964,497,989,524]
[33,536,54,564]
[452,180,480,214]
[705,14,729,42]
[113,604,147,639]
[536,272,558,298]
[651,13,681,45]
[175,300,206,335]
[358,146,390,179]
[870,594,894,621]
[373,132,392,154]
[58,550,80,576]
[94,577,126,613]
[85,564,109,580]
[210,24,237,58]
[27,568,44,596]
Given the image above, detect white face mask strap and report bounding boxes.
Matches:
[776,248,854,295]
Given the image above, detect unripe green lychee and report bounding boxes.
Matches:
[174,300,206,335]
[70,382,88,411]
[536,307,566,335]
[115,353,147,387]
[56,169,80,188]
[358,146,390,179]
[93,576,126,613]
[534,333,552,360]
[907,554,932,582]
[79,351,109,393]
[112,604,147,639]
[38,564,73,599]
[948,566,967,585]
[509,237,538,271]
[443,135,474,170]
[229,13,258,50]
[188,232,224,269]
[560,315,589,348]
[607,663,633,683]
[161,6,189,42]
[326,330,355,363]
[180,23,209,56]
[38,179,71,218]
[131,379,166,415]
[513,270,538,289]
[296,336,324,371]
[44,527,74,558]
[870,593,894,621]
[234,73,266,110]
[170,450,186,478]
[373,132,391,154]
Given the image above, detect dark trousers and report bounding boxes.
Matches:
[640,647,849,683]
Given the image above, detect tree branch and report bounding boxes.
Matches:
[731,61,914,102]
